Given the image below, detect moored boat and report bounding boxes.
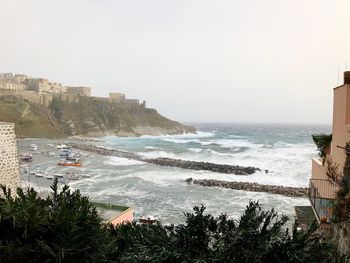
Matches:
[29,144,38,151]
[20,153,33,162]
[139,215,159,224]
[57,159,83,167]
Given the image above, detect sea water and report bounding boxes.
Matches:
[21,123,331,225]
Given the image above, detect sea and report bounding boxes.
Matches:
[20,123,331,226]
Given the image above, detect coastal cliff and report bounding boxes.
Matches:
[0,95,195,138]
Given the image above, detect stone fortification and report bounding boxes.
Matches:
[0,122,20,194]
[0,72,147,110]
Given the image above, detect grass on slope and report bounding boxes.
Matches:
[0,96,65,138]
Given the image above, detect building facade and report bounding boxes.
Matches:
[0,73,13,80]
[0,122,20,194]
[109,92,126,103]
[0,80,25,91]
[65,86,91,96]
[308,71,350,223]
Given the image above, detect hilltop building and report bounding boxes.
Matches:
[109,92,126,103]
[0,73,14,80]
[0,72,148,111]
[0,80,25,91]
[65,86,91,96]
[0,122,20,195]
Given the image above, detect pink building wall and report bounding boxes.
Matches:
[311,72,350,180]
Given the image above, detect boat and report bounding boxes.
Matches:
[56,144,70,150]
[66,153,81,162]
[46,175,54,180]
[59,149,71,157]
[29,144,38,151]
[65,172,80,180]
[57,159,83,167]
[20,153,33,162]
[54,173,64,178]
[35,173,44,178]
[139,215,159,224]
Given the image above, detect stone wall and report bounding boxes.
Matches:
[0,90,53,108]
[0,81,25,91]
[0,122,20,194]
[333,221,350,256]
[65,86,91,96]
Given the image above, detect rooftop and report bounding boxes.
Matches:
[91,201,133,223]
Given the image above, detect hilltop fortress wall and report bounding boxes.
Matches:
[0,72,150,111]
[0,122,20,194]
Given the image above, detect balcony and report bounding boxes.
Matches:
[309,179,339,223]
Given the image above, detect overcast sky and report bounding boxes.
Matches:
[1,0,349,124]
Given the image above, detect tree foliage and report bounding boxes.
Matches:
[0,180,114,262]
[0,181,346,262]
[312,134,332,162]
[50,95,65,121]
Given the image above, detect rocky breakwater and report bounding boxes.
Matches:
[189,179,308,197]
[68,143,143,160]
[145,158,261,175]
[69,143,262,175]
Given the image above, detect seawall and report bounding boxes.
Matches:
[69,143,261,175]
[190,179,308,198]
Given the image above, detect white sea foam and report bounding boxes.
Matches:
[138,150,177,159]
[163,138,201,144]
[145,146,162,150]
[103,156,144,166]
[140,131,215,139]
[188,148,203,153]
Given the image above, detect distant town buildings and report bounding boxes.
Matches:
[109,92,126,103]
[0,80,25,91]
[66,86,91,97]
[0,72,151,111]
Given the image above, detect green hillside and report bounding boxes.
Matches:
[0,95,195,138]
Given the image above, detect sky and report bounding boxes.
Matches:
[0,0,350,124]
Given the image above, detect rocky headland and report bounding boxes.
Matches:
[0,95,195,138]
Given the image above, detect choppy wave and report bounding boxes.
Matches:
[103,156,144,166]
[21,123,330,225]
[140,131,215,139]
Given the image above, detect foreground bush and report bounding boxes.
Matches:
[0,181,346,262]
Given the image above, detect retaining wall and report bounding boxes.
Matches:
[0,122,20,195]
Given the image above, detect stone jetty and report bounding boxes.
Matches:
[190,179,308,197]
[68,143,143,160]
[146,158,260,175]
[69,143,261,175]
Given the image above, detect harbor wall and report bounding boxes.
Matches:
[0,122,20,195]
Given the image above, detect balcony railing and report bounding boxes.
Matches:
[309,179,339,223]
